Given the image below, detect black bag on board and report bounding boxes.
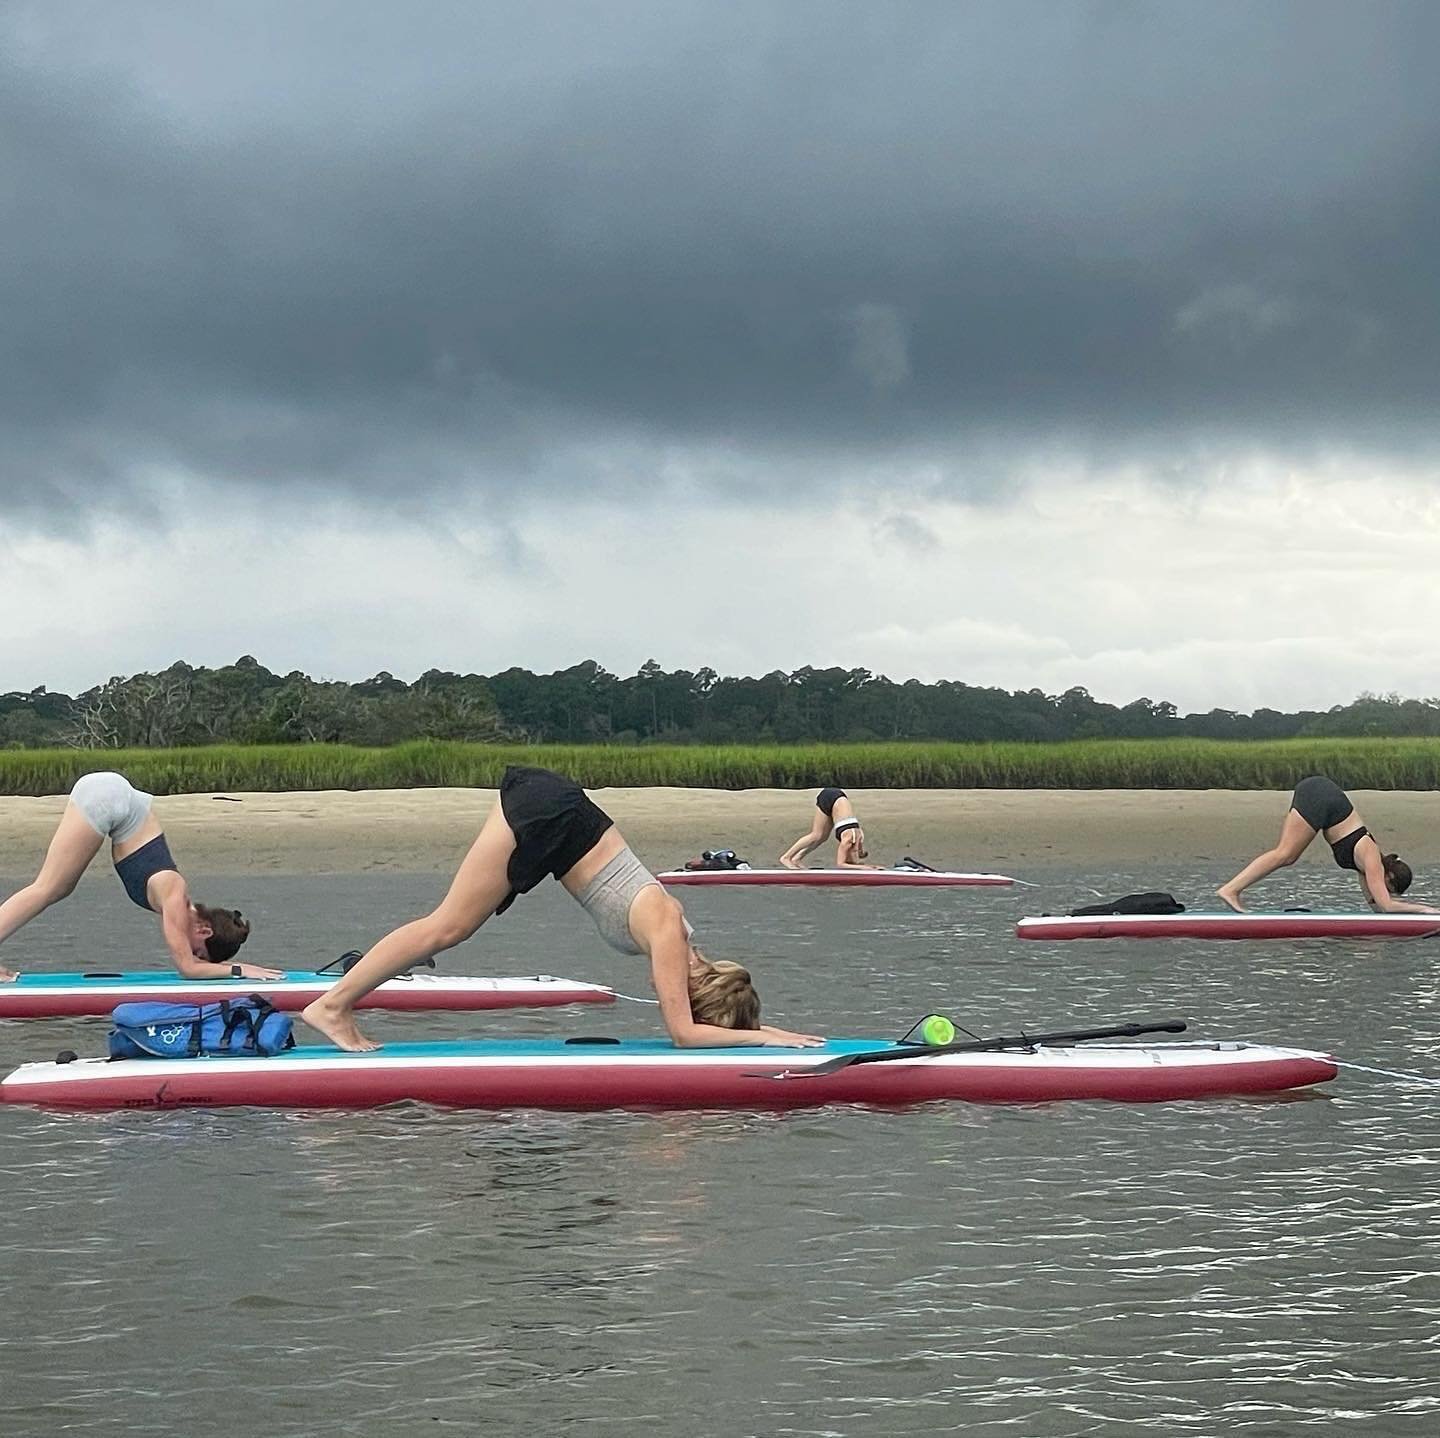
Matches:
[1068,891,1185,916]
[682,848,750,871]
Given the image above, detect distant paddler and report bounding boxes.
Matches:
[0,771,278,983]
[301,765,822,1052]
[779,787,881,870]
[1217,774,1438,915]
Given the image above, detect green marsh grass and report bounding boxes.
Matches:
[3,738,1440,796]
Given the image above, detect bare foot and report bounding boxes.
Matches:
[300,996,380,1052]
[1215,887,1245,913]
[779,857,801,870]
[0,967,17,983]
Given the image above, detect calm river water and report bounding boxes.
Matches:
[1,864,1436,1436]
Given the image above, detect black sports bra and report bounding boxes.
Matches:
[1329,826,1369,872]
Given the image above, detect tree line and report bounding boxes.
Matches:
[3,656,1439,749]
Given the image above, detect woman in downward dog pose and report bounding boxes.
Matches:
[1217,774,1438,914]
[302,765,823,1052]
[0,771,275,983]
[779,787,879,870]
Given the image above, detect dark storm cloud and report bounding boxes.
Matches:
[4,0,1440,519]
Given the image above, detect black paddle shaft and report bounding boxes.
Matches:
[765,1018,1189,1080]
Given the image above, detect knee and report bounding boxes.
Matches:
[1274,848,1302,868]
[424,911,481,952]
[30,876,76,907]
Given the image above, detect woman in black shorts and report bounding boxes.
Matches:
[302,766,822,1052]
[1217,775,1437,913]
[779,787,878,869]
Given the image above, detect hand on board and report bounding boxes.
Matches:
[233,962,285,980]
[757,1025,825,1047]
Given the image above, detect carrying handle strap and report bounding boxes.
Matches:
[219,996,276,1054]
[318,951,437,976]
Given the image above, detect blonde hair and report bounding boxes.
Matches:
[688,957,761,1030]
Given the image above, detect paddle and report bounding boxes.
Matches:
[756,1018,1188,1080]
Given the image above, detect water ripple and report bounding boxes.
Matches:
[1,868,1437,1436]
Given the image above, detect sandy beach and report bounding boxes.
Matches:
[3,786,1439,878]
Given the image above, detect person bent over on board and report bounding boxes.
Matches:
[0,770,280,983]
[1217,774,1438,915]
[779,787,880,870]
[301,765,823,1052]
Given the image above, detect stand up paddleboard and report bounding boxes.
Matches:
[1017,912,1440,941]
[659,868,1016,888]
[1,1035,1336,1110]
[0,971,616,1020]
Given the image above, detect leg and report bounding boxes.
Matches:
[780,813,832,868]
[0,803,107,973]
[1217,809,1316,911]
[301,803,518,1050]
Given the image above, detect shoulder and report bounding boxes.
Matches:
[150,869,189,908]
[631,882,684,928]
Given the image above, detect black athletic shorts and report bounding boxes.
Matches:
[816,787,846,818]
[496,766,613,914]
[1291,775,1352,832]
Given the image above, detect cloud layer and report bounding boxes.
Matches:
[5,2,1440,712]
[6,0,1440,525]
[6,459,1439,713]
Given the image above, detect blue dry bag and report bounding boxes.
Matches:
[107,995,295,1060]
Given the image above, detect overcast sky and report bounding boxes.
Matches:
[4,0,1439,712]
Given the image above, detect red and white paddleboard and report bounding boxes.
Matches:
[0,970,616,1020]
[1017,911,1440,941]
[659,867,1016,888]
[0,1036,1337,1111]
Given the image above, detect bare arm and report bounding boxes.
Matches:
[834,828,883,869]
[634,891,822,1047]
[157,884,280,979]
[158,893,223,978]
[1358,849,1440,913]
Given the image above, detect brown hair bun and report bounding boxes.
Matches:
[195,904,253,963]
[1382,854,1413,895]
